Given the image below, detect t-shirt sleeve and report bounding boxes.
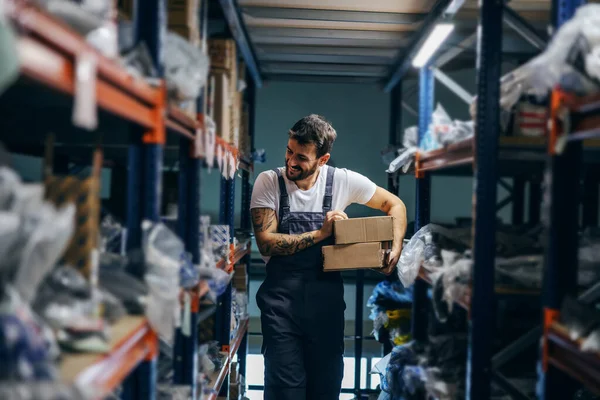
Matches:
[250,171,278,210]
[344,169,377,205]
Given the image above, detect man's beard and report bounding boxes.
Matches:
[285,159,318,181]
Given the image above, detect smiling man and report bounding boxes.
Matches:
[250,114,407,400]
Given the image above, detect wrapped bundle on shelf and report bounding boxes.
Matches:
[37,0,118,58]
[368,281,413,346]
[165,32,210,118]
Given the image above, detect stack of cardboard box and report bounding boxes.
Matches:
[229,362,245,400]
[233,264,248,292]
[323,216,394,271]
[167,0,200,45]
[208,38,241,146]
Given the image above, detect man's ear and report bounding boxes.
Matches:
[319,153,331,167]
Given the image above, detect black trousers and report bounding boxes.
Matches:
[257,275,345,400]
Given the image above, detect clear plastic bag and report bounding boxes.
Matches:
[198,266,233,299]
[386,147,417,174]
[142,221,184,344]
[14,203,76,304]
[165,33,210,102]
[396,224,450,287]
[403,126,419,149]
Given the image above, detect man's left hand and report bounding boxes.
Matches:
[382,247,401,275]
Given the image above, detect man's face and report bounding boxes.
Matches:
[285,139,321,181]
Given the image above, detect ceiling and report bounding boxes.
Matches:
[236,0,556,83]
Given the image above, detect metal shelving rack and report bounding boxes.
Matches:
[383,0,599,399]
[0,0,259,398]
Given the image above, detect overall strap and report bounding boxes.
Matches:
[322,166,335,213]
[273,168,290,233]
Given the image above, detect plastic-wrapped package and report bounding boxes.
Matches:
[156,385,192,400]
[380,342,419,398]
[423,367,462,400]
[498,4,600,112]
[142,221,185,344]
[396,224,467,287]
[0,287,58,381]
[199,266,233,299]
[386,147,418,174]
[100,214,125,254]
[165,33,210,102]
[560,296,600,341]
[99,267,148,315]
[0,167,22,210]
[0,383,85,400]
[13,203,76,304]
[438,258,472,316]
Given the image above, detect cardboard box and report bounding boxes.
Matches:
[168,0,199,28]
[334,216,394,245]
[212,72,232,141]
[209,39,237,71]
[323,242,383,271]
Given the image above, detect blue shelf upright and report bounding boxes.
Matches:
[411,66,434,344]
[123,0,167,398]
[469,0,504,398]
[540,1,586,399]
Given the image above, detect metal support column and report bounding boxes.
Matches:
[412,67,433,343]
[355,270,365,398]
[388,83,402,195]
[540,1,585,398]
[512,178,526,225]
[529,181,542,225]
[216,174,236,397]
[583,170,599,228]
[125,1,166,397]
[238,74,256,380]
[469,0,503,398]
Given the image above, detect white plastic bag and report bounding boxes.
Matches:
[165,33,210,102]
[14,203,76,304]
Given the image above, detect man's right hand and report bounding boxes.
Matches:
[319,210,348,239]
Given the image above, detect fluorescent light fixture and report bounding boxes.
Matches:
[412,23,455,68]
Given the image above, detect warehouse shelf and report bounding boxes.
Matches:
[216,241,251,271]
[546,322,600,396]
[7,1,161,131]
[413,135,600,176]
[417,268,539,311]
[60,316,157,398]
[166,105,199,141]
[203,318,250,400]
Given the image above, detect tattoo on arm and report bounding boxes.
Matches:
[251,208,276,233]
[380,200,389,212]
[252,208,319,256]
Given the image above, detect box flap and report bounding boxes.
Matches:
[334,216,394,245]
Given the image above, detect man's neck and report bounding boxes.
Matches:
[294,166,322,191]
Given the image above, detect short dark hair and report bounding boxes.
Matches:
[288,114,337,158]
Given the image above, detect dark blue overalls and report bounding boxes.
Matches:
[257,167,345,400]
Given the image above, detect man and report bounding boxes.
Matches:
[250,114,407,400]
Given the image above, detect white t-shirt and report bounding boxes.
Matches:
[250,165,377,223]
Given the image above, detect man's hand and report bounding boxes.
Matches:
[319,210,348,239]
[383,247,401,275]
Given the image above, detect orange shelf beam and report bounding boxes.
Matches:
[60,317,158,398]
[206,318,250,400]
[547,322,600,395]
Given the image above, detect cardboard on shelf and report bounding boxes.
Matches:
[323,242,384,271]
[334,216,394,245]
[209,39,237,71]
[213,72,232,141]
[167,0,199,28]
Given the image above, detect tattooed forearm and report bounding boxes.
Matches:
[252,208,321,256]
